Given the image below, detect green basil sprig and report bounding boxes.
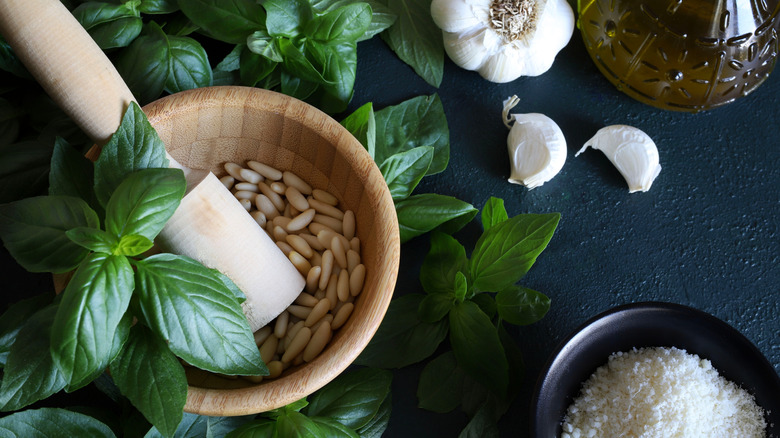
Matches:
[0,102,266,437]
[341,94,477,243]
[357,196,560,436]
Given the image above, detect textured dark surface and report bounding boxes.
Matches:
[347,30,780,437]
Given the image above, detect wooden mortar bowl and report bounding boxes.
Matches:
[144,86,399,416]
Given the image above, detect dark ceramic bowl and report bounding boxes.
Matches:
[531,302,780,438]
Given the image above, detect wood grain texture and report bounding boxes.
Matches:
[142,86,400,415]
[0,0,135,144]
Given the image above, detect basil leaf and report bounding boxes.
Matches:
[216,44,243,73]
[381,0,443,87]
[313,41,357,113]
[105,168,185,241]
[459,401,500,438]
[275,410,322,437]
[379,146,433,201]
[240,45,278,87]
[139,0,179,14]
[355,294,448,368]
[277,39,329,85]
[449,301,508,397]
[93,102,169,208]
[395,193,477,243]
[48,137,96,211]
[0,140,53,204]
[453,271,468,302]
[51,253,134,386]
[113,234,155,256]
[133,253,265,375]
[340,102,375,158]
[0,195,98,273]
[481,197,508,231]
[357,0,396,41]
[165,34,213,93]
[305,368,392,430]
[148,413,256,438]
[469,213,560,292]
[0,408,117,437]
[0,292,54,367]
[374,94,449,176]
[309,417,359,437]
[110,324,187,438]
[114,28,169,105]
[72,1,143,49]
[281,70,320,101]
[495,286,550,326]
[420,230,467,295]
[247,30,283,63]
[355,389,391,438]
[418,293,453,323]
[66,227,117,253]
[471,292,496,319]
[417,351,464,413]
[264,0,314,38]
[0,304,66,411]
[177,0,265,45]
[305,3,372,42]
[224,419,277,438]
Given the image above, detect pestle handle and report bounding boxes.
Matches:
[0,0,134,145]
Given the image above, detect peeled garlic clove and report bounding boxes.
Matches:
[576,125,662,193]
[503,96,567,189]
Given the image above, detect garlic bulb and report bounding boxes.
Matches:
[576,125,662,193]
[431,0,575,83]
[503,96,567,189]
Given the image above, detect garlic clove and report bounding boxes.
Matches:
[443,28,492,72]
[576,125,662,193]
[431,0,491,33]
[503,96,567,189]
[478,44,527,83]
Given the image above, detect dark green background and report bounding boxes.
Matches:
[346,30,779,437]
[2,20,778,438]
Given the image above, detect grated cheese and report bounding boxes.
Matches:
[560,346,768,438]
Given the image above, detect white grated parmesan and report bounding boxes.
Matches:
[560,346,768,438]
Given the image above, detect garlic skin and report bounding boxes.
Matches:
[576,125,662,193]
[503,96,567,189]
[431,0,575,83]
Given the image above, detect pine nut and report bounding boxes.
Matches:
[305,266,321,293]
[274,311,289,338]
[312,188,339,206]
[295,291,319,307]
[270,181,286,195]
[234,182,259,192]
[332,302,354,330]
[276,241,293,256]
[253,326,272,347]
[289,251,311,276]
[308,198,344,220]
[285,186,309,212]
[287,305,312,320]
[303,321,332,362]
[286,235,313,258]
[282,327,311,363]
[239,168,263,184]
[287,208,316,232]
[259,335,278,363]
[337,269,350,302]
[350,236,361,254]
[267,360,284,379]
[319,250,334,290]
[250,211,267,228]
[310,314,333,333]
[234,190,256,200]
[273,215,292,230]
[331,235,348,269]
[219,175,235,189]
[239,199,252,211]
[313,214,343,234]
[247,160,282,180]
[342,210,356,240]
[325,274,338,310]
[305,298,330,327]
[350,264,366,297]
[300,233,325,251]
[273,225,288,242]
[283,171,312,194]
[285,321,305,349]
[258,181,285,211]
[255,194,279,219]
[224,162,244,180]
[347,249,360,273]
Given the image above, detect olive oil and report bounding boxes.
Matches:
[579,0,780,111]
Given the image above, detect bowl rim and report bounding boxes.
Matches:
[530,301,780,437]
[142,86,401,416]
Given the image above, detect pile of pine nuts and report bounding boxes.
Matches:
[221,160,365,383]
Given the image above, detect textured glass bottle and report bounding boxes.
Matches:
[579,0,780,111]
